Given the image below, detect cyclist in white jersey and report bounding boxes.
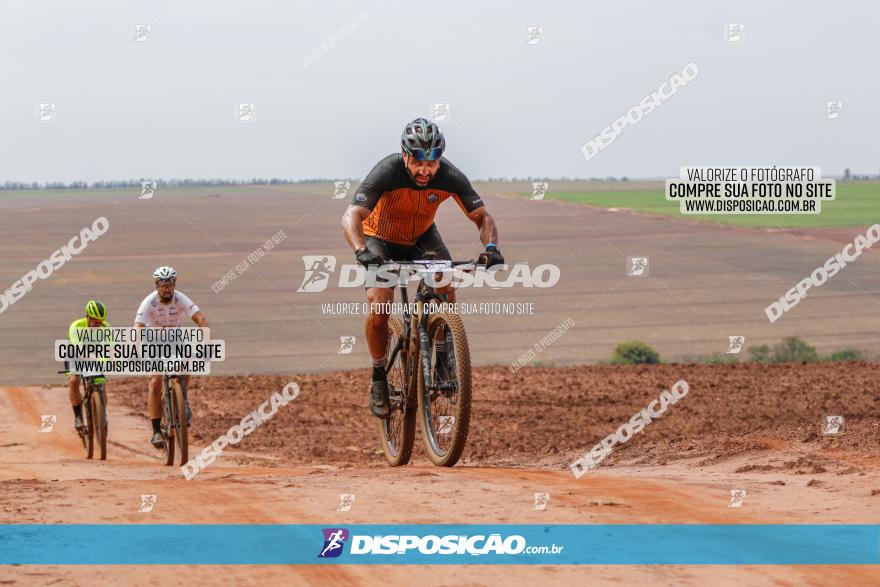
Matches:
[135,266,209,448]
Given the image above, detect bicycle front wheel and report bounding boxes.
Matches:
[378,316,416,466]
[84,386,95,460]
[417,311,472,467]
[92,386,107,461]
[161,382,175,466]
[171,379,188,466]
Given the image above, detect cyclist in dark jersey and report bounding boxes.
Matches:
[341,118,504,419]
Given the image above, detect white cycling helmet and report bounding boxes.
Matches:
[152,266,177,283]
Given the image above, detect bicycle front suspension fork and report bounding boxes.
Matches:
[416,297,433,387]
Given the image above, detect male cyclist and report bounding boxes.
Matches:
[341,118,504,419]
[134,266,209,448]
[67,300,111,432]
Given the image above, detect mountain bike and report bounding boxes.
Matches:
[379,260,475,467]
[59,367,108,460]
[160,361,189,467]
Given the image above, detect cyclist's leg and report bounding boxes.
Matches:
[68,374,82,405]
[366,286,394,367]
[148,374,163,444]
[69,374,84,429]
[364,236,395,376]
[363,236,402,418]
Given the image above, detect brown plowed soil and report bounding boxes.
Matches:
[105,362,880,470]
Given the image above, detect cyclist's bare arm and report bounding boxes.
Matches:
[191,311,208,328]
[341,204,372,251]
[191,311,210,341]
[466,207,499,247]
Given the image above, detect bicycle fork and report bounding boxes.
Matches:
[416,300,433,389]
[82,384,93,435]
[180,378,189,412]
[95,385,107,428]
[164,383,176,436]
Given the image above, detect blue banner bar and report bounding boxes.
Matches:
[0,525,877,565]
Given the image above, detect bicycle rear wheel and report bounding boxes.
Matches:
[171,378,189,466]
[417,311,472,467]
[92,386,107,461]
[378,316,417,466]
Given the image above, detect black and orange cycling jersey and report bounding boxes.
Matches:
[352,154,484,246]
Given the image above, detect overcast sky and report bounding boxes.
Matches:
[1,1,877,182]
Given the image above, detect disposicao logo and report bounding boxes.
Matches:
[318,528,349,558]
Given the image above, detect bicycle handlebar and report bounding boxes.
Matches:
[384,259,478,273]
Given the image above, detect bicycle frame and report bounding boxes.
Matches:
[162,372,187,435]
[60,367,107,458]
[62,369,105,434]
[85,375,102,397]
[385,260,474,396]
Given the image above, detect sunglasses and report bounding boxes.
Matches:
[406,147,443,161]
[156,279,176,286]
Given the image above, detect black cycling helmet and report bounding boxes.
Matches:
[401,118,445,161]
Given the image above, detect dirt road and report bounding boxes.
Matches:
[3,366,879,584]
